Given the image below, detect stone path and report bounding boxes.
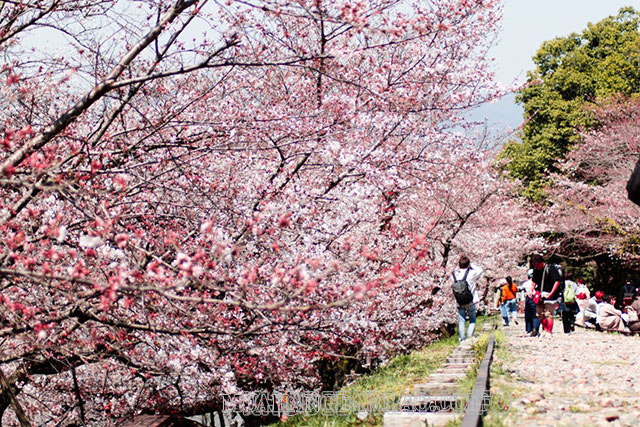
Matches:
[489,319,640,426]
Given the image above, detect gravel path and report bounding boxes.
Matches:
[488,319,640,426]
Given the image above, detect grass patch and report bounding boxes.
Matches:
[455,331,495,396]
[270,317,493,426]
[481,330,526,427]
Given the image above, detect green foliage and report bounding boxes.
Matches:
[481,330,521,427]
[621,232,640,256]
[454,329,496,397]
[501,7,640,199]
[444,326,503,427]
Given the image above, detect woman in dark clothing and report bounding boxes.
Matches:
[618,280,637,309]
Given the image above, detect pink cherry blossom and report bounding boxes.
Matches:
[0,1,524,425]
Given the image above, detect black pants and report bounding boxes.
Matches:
[525,298,538,334]
[562,309,576,333]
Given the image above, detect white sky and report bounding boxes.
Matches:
[480,0,639,133]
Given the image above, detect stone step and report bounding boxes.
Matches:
[449,351,474,358]
[442,362,474,370]
[451,347,474,354]
[436,367,468,374]
[412,382,458,396]
[451,347,475,354]
[428,372,466,383]
[445,357,475,364]
[399,394,460,411]
[383,411,459,426]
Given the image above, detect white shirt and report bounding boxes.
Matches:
[521,279,534,296]
[576,284,590,299]
[585,297,603,320]
[453,263,484,306]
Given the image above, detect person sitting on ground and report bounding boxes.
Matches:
[597,295,629,333]
[583,290,604,329]
[575,278,590,324]
[576,278,590,301]
[628,297,640,333]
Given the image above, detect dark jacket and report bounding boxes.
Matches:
[532,264,564,302]
[619,284,637,309]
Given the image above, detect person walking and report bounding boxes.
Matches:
[530,254,564,336]
[521,269,539,336]
[452,255,484,342]
[561,271,579,333]
[500,276,518,326]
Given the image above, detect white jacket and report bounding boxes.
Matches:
[453,263,484,306]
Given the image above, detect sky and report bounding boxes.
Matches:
[479,0,639,136]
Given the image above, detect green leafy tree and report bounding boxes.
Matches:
[501,7,640,200]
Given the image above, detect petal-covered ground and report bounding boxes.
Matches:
[488,321,640,426]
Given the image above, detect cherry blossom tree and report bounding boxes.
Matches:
[0,0,523,424]
[545,97,640,278]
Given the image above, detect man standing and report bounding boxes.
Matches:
[530,254,564,335]
[521,269,540,336]
[562,271,579,334]
[452,255,484,342]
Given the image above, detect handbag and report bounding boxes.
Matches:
[533,290,542,305]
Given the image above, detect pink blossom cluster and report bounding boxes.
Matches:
[545,97,640,264]
[0,1,531,425]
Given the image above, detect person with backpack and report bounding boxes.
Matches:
[452,255,484,342]
[561,271,579,334]
[530,254,564,336]
[500,276,518,327]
